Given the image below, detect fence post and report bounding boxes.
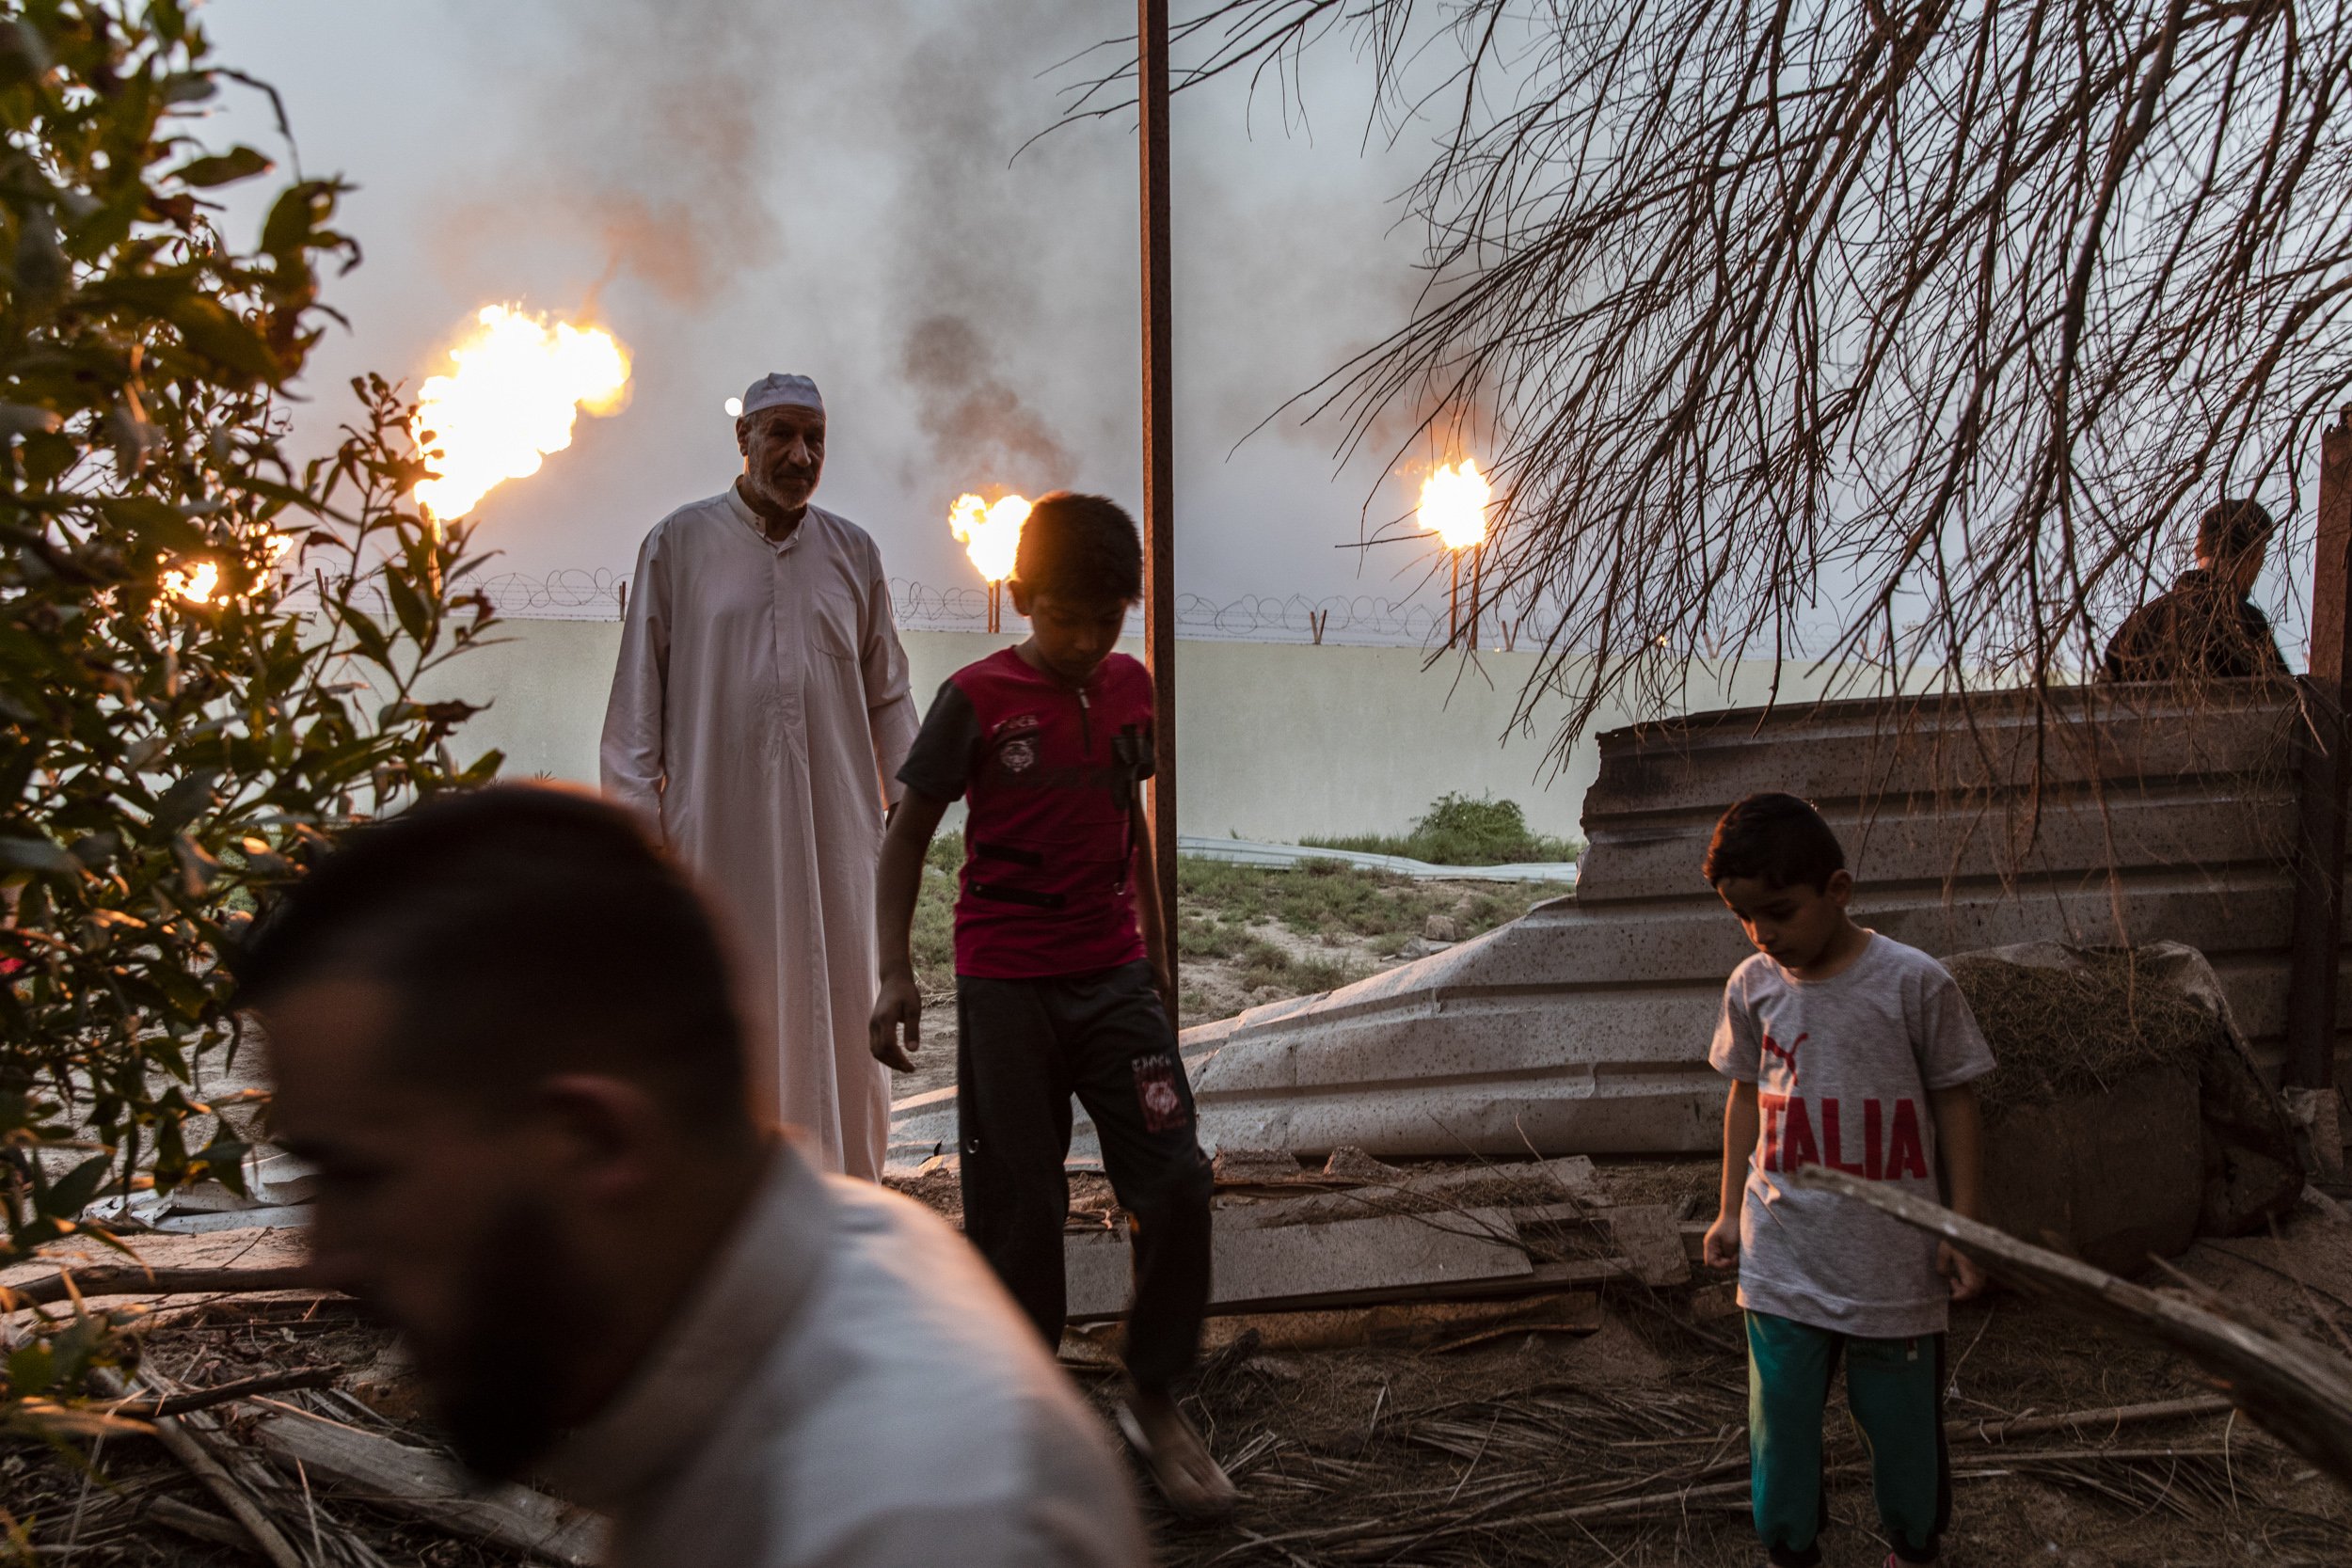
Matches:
[2284,410,2352,1117]
[1138,0,1179,957]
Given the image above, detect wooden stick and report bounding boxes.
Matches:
[94,1370,308,1568]
[107,1364,345,1419]
[1956,1395,2236,1444]
[1793,1165,2352,1485]
[247,1406,606,1566]
[3,1265,312,1308]
[148,1496,254,1550]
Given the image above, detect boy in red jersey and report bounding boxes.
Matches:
[871,492,1233,1518]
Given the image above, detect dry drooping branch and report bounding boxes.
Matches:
[1796,1164,2352,1486]
[1069,3,2352,762]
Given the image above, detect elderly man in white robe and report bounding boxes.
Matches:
[601,373,918,1179]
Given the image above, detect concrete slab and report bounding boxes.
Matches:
[1066,1206,1533,1321]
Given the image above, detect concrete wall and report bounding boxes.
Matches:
[423,618,1859,843]
[1180,682,2340,1159]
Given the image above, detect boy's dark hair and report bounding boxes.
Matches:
[2197,498,2276,565]
[237,784,753,1143]
[1702,792,1847,892]
[1013,491,1142,603]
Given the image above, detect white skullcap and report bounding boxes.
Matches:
[739,372,823,418]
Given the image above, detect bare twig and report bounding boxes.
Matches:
[1795,1164,2352,1486]
[3,1266,313,1309]
[1067,2,2352,768]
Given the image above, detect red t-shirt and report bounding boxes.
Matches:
[897,648,1155,979]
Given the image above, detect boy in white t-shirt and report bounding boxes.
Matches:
[1699,793,1994,1568]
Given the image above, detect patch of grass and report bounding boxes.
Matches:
[911,831,962,997]
[1178,855,1567,955]
[916,829,1571,1010]
[1303,792,1581,866]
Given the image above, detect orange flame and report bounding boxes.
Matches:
[1417,459,1491,550]
[948,493,1031,584]
[161,561,219,604]
[412,306,631,521]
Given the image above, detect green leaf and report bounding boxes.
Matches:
[151,768,221,834]
[14,214,69,312]
[0,20,54,88]
[383,567,430,646]
[93,496,206,555]
[159,294,284,385]
[260,181,335,267]
[160,72,218,105]
[0,834,78,875]
[167,147,273,189]
[44,1155,114,1221]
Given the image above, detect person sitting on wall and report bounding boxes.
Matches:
[2101,498,2291,683]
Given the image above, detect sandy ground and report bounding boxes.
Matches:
[12,1164,2352,1564]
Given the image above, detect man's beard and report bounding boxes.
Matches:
[427,1194,602,1482]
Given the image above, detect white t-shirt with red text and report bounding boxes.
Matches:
[1708,932,1996,1338]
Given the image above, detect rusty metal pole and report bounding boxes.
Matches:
[1139,0,1179,958]
[2286,409,2352,1094]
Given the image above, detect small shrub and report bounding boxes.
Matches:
[1303,793,1582,867]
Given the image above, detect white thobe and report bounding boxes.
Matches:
[600,487,919,1179]
[545,1147,1150,1568]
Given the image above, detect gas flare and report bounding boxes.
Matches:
[411,306,631,522]
[948,492,1031,584]
[1417,459,1492,550]
[161,561,219,604]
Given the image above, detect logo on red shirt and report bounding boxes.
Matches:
[1760,1029,1807,1085]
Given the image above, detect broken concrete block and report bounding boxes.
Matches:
[1322,1147,1403,1182]
[1066,1207,1533,1321]
[1224,1157,1598,1227]
[1983,1065,2201,1275]
[1213,1147,1305,1184]
[1060,1291,1599,1364]
[1601,1205,1692,1288]
[1953,942,2285,1269]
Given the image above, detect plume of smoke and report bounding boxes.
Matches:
[880,6,1108,498]
[900,314,1073,491]
[443,0,802,308]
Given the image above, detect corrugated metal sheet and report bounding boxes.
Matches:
[1184,683,2337,1158]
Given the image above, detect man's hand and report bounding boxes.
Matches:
[1701,1211,1740,1271]
[869,972,922,1072]
[1939,1241,1986,1301]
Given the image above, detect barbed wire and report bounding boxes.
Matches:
[267,567,1853,656]
[406,569,1562,648]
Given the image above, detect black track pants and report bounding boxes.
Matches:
[956,960,1213,1391]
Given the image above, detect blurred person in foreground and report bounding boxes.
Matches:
[241,784,1147,1568]
[870,494,1234,1518]
[601,372,918,1180]
[2101,497,2291,683]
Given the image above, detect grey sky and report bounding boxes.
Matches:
[203,1,1457,616]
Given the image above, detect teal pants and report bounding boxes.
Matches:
[1746,1309,1949,1567]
